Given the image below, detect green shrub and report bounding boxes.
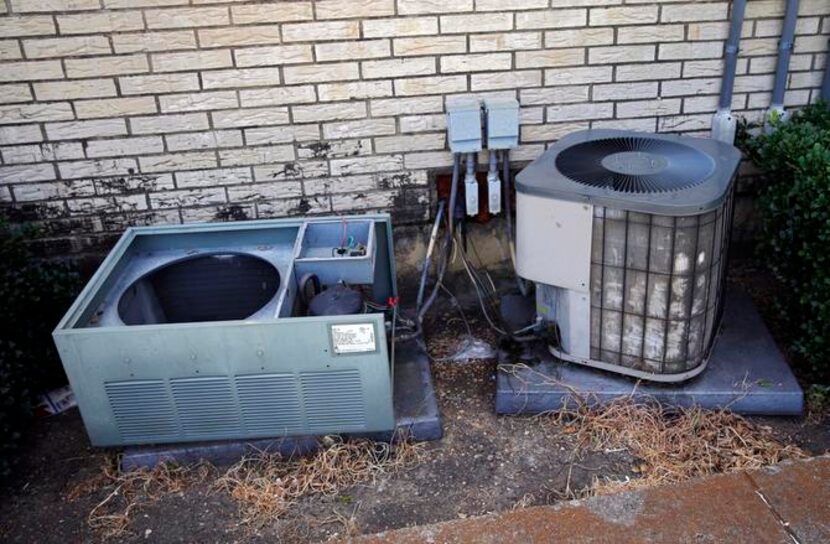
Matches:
[0,217,80,478]
[741,102,830,383]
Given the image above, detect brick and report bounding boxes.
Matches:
[0,60,63,82]
[120,73,200,96]
[0,124,43,145]
[14,180,95,202]
[149,187,226,208]
[153,50,231,72]
[516,48,584,68]
[475,0,547,11]
[175,167,252,188]
[219,144,294,166]
[520,85,590,105]
[2,142,83,164]
[330,154,403,176]
[593,117,657,132]
[283,62,359,84]
[521,121,588,142]
[253,160,328,181]
[85,136,164,158]
[589,45,654,64]
[234,44,312,68]
[374,133,445,153]
[0,163,56,183]
[547,102,612,122]
[59,158,138,179]
[686,22,729,41]
[733,74,775,93]
[0,84,32,104]
[370,96,444,116]
[661,77,720,97]
[317,80,393,102]
[470,32,541,52]
[661,2,728,23]
[545,65,612,85]
[165,129,243,151]
[130,113,209,135]
[198,25,281,48]
[398,0,473,15]
[113,31,196,54]
[363,57,436,79]
[66,55,148,78]
[0,103,74,125]
[316,0,394,19]
[393,36,467,56]
[399,113,446,133]
[34,79,116,101]
[618,24,684,44]
[23,36,111,58]
[545,28,613,48]
[516,9,586,30]
[296,139,370,159]
[282,21,360,42]
[291,102,367,123]
[239,85,317,107]
[363,16,438,38]
[245,125,320,145]
[316,40,390,62]
[440,13,512,34]
[754,18,820,38]
[58,11,144,34]
[11,0,100,13]
[140,151,217,173]
[76,97,158,119]
[104,0,189,7]
[0,40,21,60]
[305,175,376,196]
[394,75,467,96]
[404,150,453,168]
[145,7,229,30]
[0,16,55,38]
[46,118,127,140]
[794,35,829,54]
[66,194,149,214]
[211,107,289,128]
[202,68,282,89]
[593,81,658,101]
[229,181,301,201]
[231,3,313,25]
[617,62,681,81]
[159,91,238,113]
[590,6,657,26]
[323,118,396,139]
[659,42,722,61]
[472,70,542,91]
[441,52,512,73]
[617,98,681,118]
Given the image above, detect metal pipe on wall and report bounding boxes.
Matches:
[711,0,748,143]
[821,38,830,103]
[766,0,800,130]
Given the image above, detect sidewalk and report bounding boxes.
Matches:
[355,455,829,543]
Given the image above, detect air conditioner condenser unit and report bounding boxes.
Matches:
[515,130,742,382]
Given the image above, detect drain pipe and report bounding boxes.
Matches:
[821,38,830,102]
[712,0,747,143]
[502,150,528,297]
[415,199,446,312]
[765,0,800,131]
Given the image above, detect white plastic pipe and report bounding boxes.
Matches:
[487,150,501,214]
[464,152,478,216]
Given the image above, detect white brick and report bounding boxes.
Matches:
[2,142,83,164]
[399,113,446,133]
[590,6,657,26]
[198,25,281,48]
[593,118,658,133]
[374,133,445,153]
[140,151,217,173]
[153,50,231,72]
[292,102,366,123]
[95,173,175,196]
[330,154,403,176]
[33,79,116,101]
[794,35,829,54]
[166,130,243,151]
[130,113,209,135]
[11,0,100,13]
[283,62,359,84]
[441,53,512,73]
[545,27,613,48]
[0,124,43,145]
[230,3,313,25]
[58,158,138,179]
[547,102,612,122]
[393,36,467,56]
[520,85,590,105]
[516,9,586,30]
[370,96,443,116]
[398,0,473,15]
[404,150,453,169]
[202,68,282,89]
[66,194,149,214]
[440,13,512,34]
[254,160,328,181]
[120,73,200,95]
[246,125,321,145]
[0,40,21,60]
[145,7,229,30]
[617,24,684,44]
[234,45,313,67]
[113,31,196,54]
[475,0,547,11]
[545,65,613,85]
[65,55,148,78]
[316,0,394,20]
[594,81,658,101]
[617,98,681,118]
[46,118,127,140]
[316,40,390,62]
[230,182,302,201]
[617,62,681,81]
[516,48,584,68]
[521,122,588,142]
[149,187,226,208]
[211,107,290,128]
[471,70,541,91]
[0,60,63,82]
[23,36,111,58]
[659,42,722,61]
[0,103,74,125]
[296,139,370,159]
[219,145,294,167]
[317,81,393,102]
[363,57,436,79]
[175,167,252,188]
[733,75,775,94]
[159,91,238,113]
[85,136,164,158]
[58,11,144,34]
[0,163,55,183]
[394,75,467,96]
[0,84,32,104]
[470,32,541,52]
[0,16,55,38]
[589,45,654,64]
[239,86,317,108]
[305,175,376,196]
[323,118,396,139]
[282,21,360,42]
[661,2,728,23]
[363,16,438,38]
[75,97,158,119]
[661,78,720,97]
[686,22,729,41]
[13,180,95,202]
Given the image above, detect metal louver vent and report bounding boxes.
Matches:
[171,376,242,439]
[236,374,303,435]
[105,380,178,442]
[301,370,366,432]
[555,136,715,194]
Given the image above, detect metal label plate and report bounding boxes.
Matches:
[331,323,376,354]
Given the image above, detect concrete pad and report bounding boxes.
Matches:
[496,288,803,416]
[356,458,826,543]
[121,339,441,471]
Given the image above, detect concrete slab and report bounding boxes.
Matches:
[496,288,804,416]
[121,339,441,471]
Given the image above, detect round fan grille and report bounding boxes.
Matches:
[555,136,715,194]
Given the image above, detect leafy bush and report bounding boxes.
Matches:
[741,102,830,382]
[0,217,80,478]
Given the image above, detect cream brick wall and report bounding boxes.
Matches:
[0,0,827,254]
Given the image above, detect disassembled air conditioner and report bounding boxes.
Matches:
[53,215,397,447]
[515,129,742,382]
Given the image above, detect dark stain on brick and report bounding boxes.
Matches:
[271,162,302,179]
[292,198,312,215]
[377,172,413,190]
[215,205,250,222]
[97,175,161,195]
[302,141,332,160]
[1,203,69,222]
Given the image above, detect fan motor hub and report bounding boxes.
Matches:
[600,151,668,176]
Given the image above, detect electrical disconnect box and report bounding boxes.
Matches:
[446,98,482,153]
[484,98,519,150]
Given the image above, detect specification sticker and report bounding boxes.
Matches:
[331,323,376,354]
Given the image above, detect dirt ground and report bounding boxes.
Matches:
[1,270,828,543]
